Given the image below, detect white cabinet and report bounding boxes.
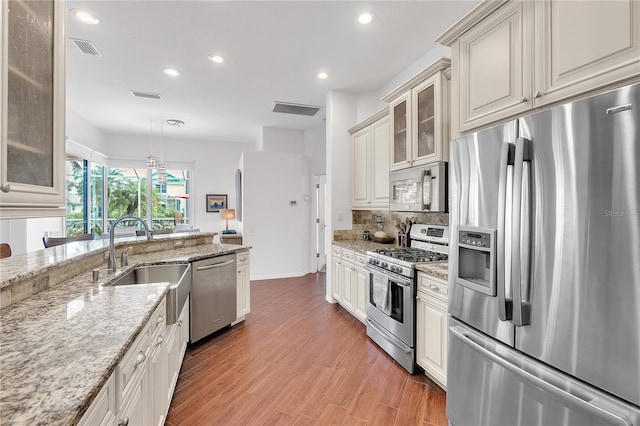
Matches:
[331,246,343,303]
[353,253,368,323]
[533,0,640,107]
[416,272,448,389]
[236,251,251,319]
[438,0,640,134]
[167,296,189,408]
[0,0,66,218]
[383,58,450,171]
[149,302,168,426]
[331,245,367,324]
[341,250,355,313]
[350,111,390,209]
[456,1,532,133]
[77,372,115,426]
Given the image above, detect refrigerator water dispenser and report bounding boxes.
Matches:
[456,227,496,296]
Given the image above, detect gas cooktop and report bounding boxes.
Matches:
[370,247,448,263]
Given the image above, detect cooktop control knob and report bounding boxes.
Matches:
[381,262,388,268]
[390,266,396,273]
[395,267,403,275]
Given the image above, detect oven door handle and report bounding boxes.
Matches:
[366,319,412,354]
[365,266,412,287]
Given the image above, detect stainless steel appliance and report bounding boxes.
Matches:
[190,254,237,343]
[365,224,448,373]
[448,83,640,425]
[389,162,447,212]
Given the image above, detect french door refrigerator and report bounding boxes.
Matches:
[447,82,640,426]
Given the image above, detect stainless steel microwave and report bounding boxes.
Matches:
[389,162,448,212]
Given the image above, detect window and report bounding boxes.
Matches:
[64,159,190,235]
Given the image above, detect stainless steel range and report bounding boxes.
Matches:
[365,224,449,373]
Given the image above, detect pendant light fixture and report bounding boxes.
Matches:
[157,120,167,185]
[147,119,157,169]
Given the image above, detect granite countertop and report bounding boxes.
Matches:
[416,262,449,280]
[0,243,250,425]
[332,240,397,253]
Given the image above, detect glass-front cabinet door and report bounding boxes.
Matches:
[0,0,66,218]
[390,93,411,170]
[412,73,445,166]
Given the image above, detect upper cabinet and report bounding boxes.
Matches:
[350,110,390,209]
[438,0,640,135]
[0,0,66,219]
[383,58,450,171]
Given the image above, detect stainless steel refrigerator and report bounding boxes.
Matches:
[447,82,640,426]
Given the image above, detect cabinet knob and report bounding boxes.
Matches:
[156,335,164,347]
[519,97,528,103]
[118,417,130,426]
[133,351,146,370]
[157,315,164,325]
[177,320,183,327]
[534,91,543,99]
[0,183,10,193]
[429,284,440,291]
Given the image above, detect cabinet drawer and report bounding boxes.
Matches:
[418,273,448,301]
[355,253,366,265]
[341,249,355,261]
[78,372,115,426]
[117,322,150,406]
[236,251,250,267]
[332,245,341,256]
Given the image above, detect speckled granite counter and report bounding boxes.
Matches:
[0,240,250,425]
[416,262,449,280]
[332,240,397,253]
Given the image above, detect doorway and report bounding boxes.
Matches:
[315,175,327,273]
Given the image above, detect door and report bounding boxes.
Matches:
[352,129,370,207]
[315,174,326,272]
[449,120,517,346]
[390,93,411,170]
[515,82,640,407]
[448,318,640,426]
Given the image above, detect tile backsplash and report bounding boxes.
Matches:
[333,210,448,243]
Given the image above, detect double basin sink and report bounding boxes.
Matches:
[108,263,191,324]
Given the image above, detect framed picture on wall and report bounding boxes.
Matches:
[206,194,227,212]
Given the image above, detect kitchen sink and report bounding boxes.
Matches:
[109,263,191,324]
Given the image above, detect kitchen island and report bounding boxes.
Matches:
[0,234,250,425]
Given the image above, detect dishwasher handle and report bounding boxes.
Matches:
[196,259,235,271]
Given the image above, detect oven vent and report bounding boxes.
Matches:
[272,102,321,117]
[129,90,162,100]
[70,38,102,56]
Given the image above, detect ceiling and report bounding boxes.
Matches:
[66,1,478,144]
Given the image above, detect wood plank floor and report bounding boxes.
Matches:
[166,273,447,426]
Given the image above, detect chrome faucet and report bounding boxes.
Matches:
[109,215,152,273]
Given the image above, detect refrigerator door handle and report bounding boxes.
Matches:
[497,142,514,321]
[512,137,532,326]
[450,326,635,426]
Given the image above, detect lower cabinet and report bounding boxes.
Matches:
[416,272,448,389]
[167,296,190,406]
[332,245,368,324]
[77,372,115,426]
[236,251,251,319]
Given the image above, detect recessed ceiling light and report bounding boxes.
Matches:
[317,72,328,80]
[208,55,224,64]
[358,12,375,25]
[71,9,99,25]
[163,68,180,77]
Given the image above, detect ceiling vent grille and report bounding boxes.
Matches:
[273,102,321,117]
[130,90,162,100]
[70,38,102,56]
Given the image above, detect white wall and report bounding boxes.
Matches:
[303,126,327,176]
[241,151,312,279]
[261,127,304,154]
[100,133,254,233]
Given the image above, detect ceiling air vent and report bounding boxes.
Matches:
[273,102,321,117]
[70,38,102,56]
[130,90,162,100]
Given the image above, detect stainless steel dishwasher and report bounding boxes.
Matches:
[190,254,237,343]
